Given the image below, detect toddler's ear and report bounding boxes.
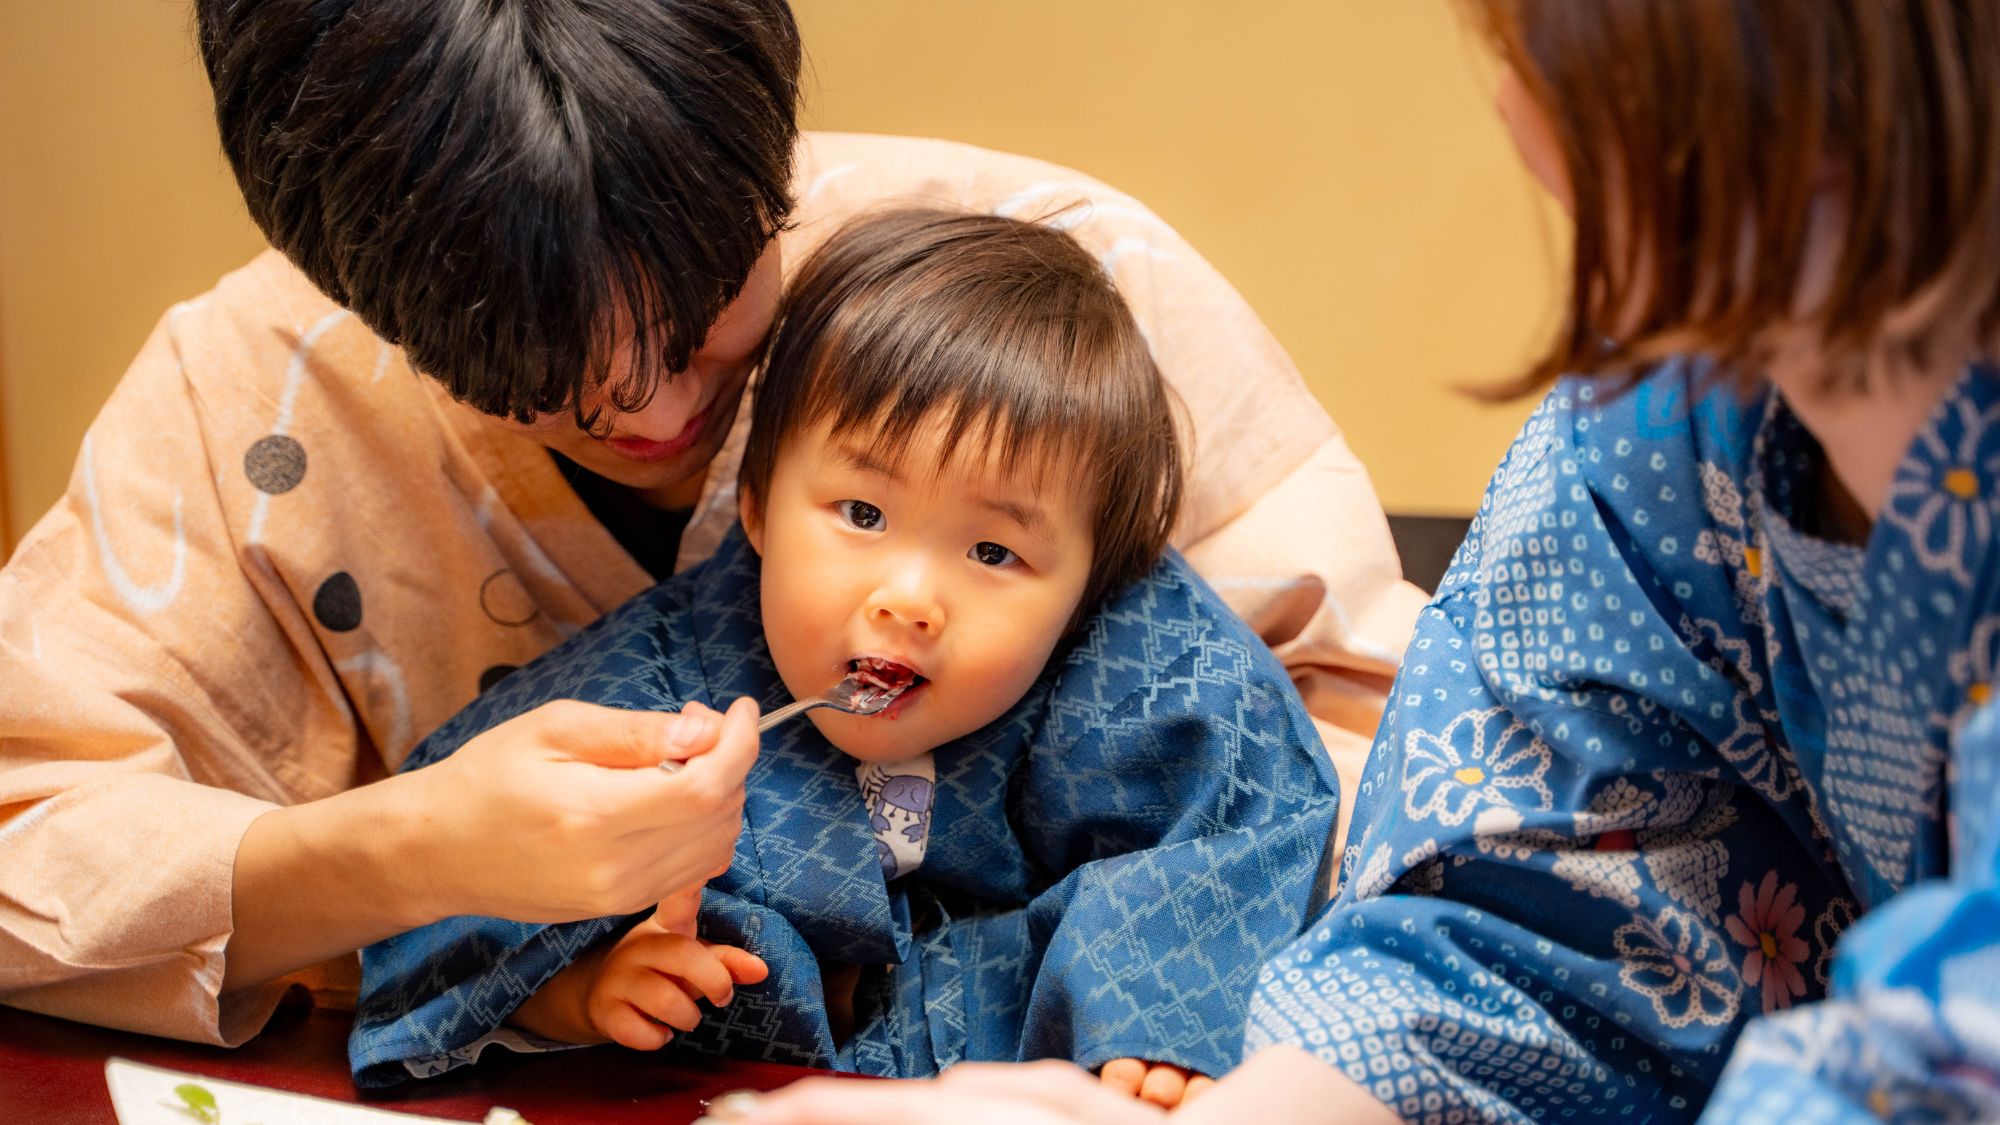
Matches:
[738,486,765,555]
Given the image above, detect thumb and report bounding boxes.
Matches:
[655,884,703,936]
[547,701,720,770]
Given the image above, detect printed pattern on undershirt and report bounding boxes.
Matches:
[857,754,935,881]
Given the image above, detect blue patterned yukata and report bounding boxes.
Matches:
[1245,363,2000,1123]
[350,528,1337,1088]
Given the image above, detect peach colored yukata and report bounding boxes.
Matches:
[0,133,1427,1046]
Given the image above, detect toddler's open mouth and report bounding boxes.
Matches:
[847,655,927,718]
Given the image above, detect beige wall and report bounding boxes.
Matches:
[0,3,268,555]
[0,0,1557,555]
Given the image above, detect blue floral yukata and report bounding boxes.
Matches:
[1246,363,2000,1123]
[350,528,1337,1088]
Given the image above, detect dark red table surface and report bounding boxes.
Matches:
[0,1002,849,1124]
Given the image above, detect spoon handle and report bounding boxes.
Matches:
[656,697,832,774]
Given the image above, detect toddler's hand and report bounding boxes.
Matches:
[1097,1059,1213,1109]
[584,901,769,1049]
[510,888,767,1049]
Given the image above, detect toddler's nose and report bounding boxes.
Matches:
[866,566,945,633]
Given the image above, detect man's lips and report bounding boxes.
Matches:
[603,401,710,462]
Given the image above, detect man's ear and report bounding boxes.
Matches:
[738,485,765,555]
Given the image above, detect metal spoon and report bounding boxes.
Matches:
[657,674,904,772]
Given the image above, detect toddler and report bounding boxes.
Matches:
[350,210,1337,1105]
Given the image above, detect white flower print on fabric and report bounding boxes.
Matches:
[1354,843,1396,900]
[1680,614,1802,804]
[1551,777,1739,924]
[1352,838,1441,900]
[1401,837,1441,870]
[1698,460,1749,535]
[1724,871,1809,1014]
[1692,460,1770,627]
[1572,776,1663,827]
[1551,848,1645,910]
[1407,855,1447,895]
[1714,691,1800,804]
[1572,772,1710,835]
[1811,897,1858,989]
[1404,706,1555,826]
[1332,841,1363,898]
[1944,612,2000,728]
[1681,614,1763,696]
[1615,906,1742,1029]
[1471,806,1567,862]
[1882,392,2000,586]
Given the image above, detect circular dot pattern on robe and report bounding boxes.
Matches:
[479,664,520,693]
[243,434,307,494]
[479,569,538,627]
[313,572,363,632]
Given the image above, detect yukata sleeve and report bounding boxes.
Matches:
[1699,703,2000,1124]
[1003,558,1341,1080]
[0,309,309,1045]
[1244,384,1844,1124]
[348,593,694,1086]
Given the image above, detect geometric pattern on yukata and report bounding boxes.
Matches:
[1245,362,2000,1123]
[349,526,1338,1087]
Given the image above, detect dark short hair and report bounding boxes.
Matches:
[1462,0,2000,395]
[196,0,802,425]
[739,208,1184,620]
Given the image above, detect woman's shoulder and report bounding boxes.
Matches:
[1499,360,1765,496]
[1438,360,1771,598]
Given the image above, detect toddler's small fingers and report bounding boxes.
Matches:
[1138,1064,1188,1109]
[1183,1075,1216,1104]
[661,944,738,1007]
[597,1000,673,1051]
[630,975,707,1031]
[712,944,769,985]
[1099,1058,1146,1096]
[626,932,737,1007]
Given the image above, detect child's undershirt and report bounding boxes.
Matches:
[856,753,935,881]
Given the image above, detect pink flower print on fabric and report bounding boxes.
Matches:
[1724,870,1809,1014]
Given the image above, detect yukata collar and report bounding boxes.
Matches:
[1754,362,2000,618]
[1751,362,1999,900]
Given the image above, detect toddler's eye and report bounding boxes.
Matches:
[970,541,1018,567]
[838,500,885,531]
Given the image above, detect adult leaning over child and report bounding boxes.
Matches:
[734,1,2000,1122]
[0,0,1423,1048]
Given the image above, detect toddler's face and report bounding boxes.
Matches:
[743,415,1094,764]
